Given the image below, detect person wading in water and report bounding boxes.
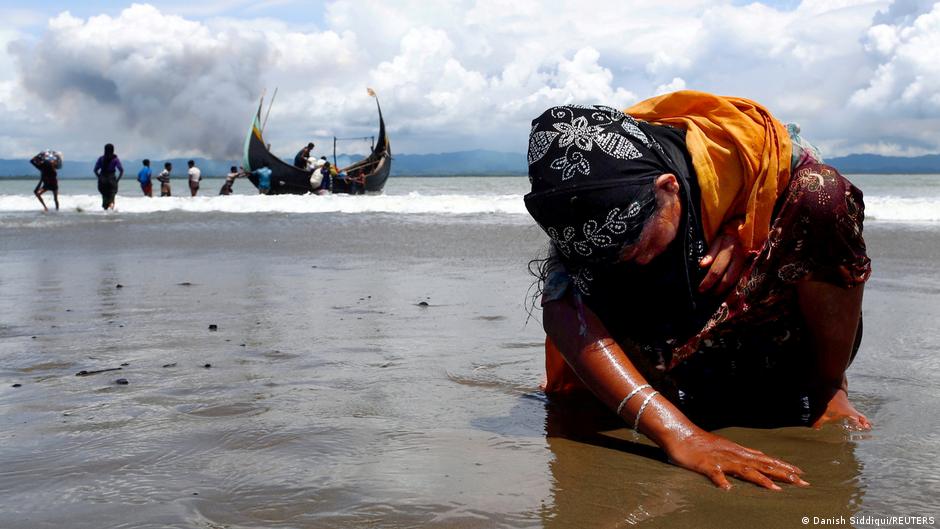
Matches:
[93,143,124,210]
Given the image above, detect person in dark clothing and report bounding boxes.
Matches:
[137,159,153,197]
[315,161,333,194]
[31,150,61,212]
[93,143,124,210]
[294,142,315,168]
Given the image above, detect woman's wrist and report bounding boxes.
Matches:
[632,394,702,452]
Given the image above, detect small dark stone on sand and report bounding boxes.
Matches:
[204,363,212,368]
[116,284,123,288]
[76,367,122,377]
[162,363,177,368]
[115,378,129,385]
[12,383,22,388]
[208,324,219,331]
[120,362,129,367]
[418,301,429,307]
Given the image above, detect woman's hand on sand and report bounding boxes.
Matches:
[665,429,810,490]
[698,232,747,294]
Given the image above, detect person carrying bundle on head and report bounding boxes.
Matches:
[31,149,62,212]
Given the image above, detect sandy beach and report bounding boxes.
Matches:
[0,178,938,528]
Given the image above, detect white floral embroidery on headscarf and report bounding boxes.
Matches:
[528,105,652,181]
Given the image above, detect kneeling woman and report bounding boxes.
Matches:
[526,91,871,490]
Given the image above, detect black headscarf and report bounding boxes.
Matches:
[525,105,683,263]
[525,104,707,309]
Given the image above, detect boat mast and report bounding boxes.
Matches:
[261,87,278,134]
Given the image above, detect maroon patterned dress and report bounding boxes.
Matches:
[542,163,871,428]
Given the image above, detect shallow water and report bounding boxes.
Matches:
[2,174,940,221]
[0,200,938,527]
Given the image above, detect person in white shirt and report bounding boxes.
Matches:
[158,162,172,196]
[187,160,202,196]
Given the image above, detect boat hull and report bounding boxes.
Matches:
[243,95,391,196]
[245,129,315,195]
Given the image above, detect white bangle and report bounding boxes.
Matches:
[616,384,652,417]
[632,391,660,432]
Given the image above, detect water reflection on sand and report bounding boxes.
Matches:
[539,396,863,528]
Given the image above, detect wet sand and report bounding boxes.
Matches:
[0,213,938,528]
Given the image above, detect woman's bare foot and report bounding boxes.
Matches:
[812,389,871,430]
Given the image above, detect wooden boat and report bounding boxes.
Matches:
[242,90,390,195]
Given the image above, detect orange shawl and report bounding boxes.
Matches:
[626,90,792,253]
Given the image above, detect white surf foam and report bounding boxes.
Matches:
[0,192,529,216]
[0,192,938,223]
[864,196,940,223]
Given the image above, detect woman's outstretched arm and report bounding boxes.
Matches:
[543,289,810,490]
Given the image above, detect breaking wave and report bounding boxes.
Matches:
[0,192,938,223]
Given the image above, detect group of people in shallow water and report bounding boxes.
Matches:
[30,141,365,210]
[90,144,209,209]
[294,141,366,194]
[133,157,203,199]
[31,143,212,211]
[29,143,293,211]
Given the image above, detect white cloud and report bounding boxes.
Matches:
[655,77,686,95]
[851,3,940,115]
[4,0,940,160]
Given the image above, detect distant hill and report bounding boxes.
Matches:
[391,150,526,175]
[826,154,940,174]
[3,150,939,178]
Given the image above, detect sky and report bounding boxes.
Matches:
[2,0,940,161]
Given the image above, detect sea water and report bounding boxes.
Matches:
[1,174,939,223]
